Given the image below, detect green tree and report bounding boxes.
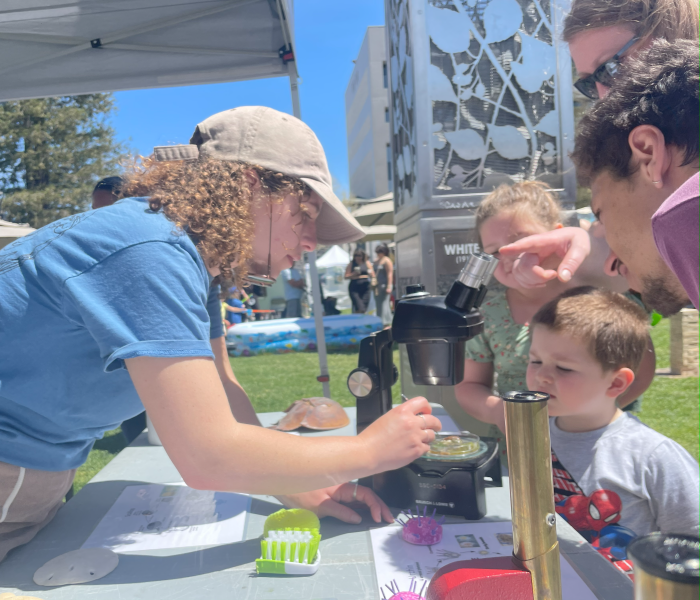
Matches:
[0,94,128,228]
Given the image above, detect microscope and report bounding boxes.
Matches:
[347,252,564,600]
[347,251,501,520]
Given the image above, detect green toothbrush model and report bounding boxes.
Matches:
[255,508,322,575]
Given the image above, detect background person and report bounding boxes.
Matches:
[0,107,441,563]
[92,173,145,444]
[281,260,305,318]
[223,287,248,326]
[500,40,698,316]
[373,243,394,328]
[243,284,265,320]
[345,249,375,314]
[91,176,123,209]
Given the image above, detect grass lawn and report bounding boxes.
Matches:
[637,318,698,459]
[72,318,698,494]
[228,349,403,412]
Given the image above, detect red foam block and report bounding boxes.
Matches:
[426,556,533,600]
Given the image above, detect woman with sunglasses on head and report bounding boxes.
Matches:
[0,107,442,563]
[495,0,698,295]
[567,0,698,100]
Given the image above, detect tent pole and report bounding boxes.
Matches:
[289,75,331,398]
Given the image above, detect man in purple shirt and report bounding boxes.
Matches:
[499,39,698,316]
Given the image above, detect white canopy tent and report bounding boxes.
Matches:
[0,219,35,250]
[0,0,333,396]
[0,1,296,101]
[312,245,351,312]
[316,245,350,269]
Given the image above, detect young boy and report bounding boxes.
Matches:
[527,287,699,568]
[222,287,249,328]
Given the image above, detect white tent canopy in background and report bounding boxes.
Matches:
[0,0,335,397]
[316,245,350,269]
[313,245,351,312]
[0,219,35,250]
[0,0,295,101]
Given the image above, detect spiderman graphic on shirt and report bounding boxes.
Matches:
[552,450,637,577]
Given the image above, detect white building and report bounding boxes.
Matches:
[345,26,392,200]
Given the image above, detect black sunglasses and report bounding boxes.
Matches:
[573,37,639,100]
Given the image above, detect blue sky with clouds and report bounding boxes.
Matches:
[111,0,386,197]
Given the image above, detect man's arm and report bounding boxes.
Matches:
[211,335,262,426]
[126,355,441,495]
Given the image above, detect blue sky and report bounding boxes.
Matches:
[111,0,386,197]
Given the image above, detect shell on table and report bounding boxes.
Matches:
[269,397,350,431]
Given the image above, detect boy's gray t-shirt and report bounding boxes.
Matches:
[550,413,699,537]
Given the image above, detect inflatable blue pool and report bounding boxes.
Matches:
[226,314,383,357]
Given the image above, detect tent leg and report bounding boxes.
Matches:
[290,74,331,399]
[306,251,331,398]
[290,77,302,123]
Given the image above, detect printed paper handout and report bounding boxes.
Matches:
[82,484,250,553]
[370,521,597,599]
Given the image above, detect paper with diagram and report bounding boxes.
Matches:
[82,484,250,553]
[370,521,597,599]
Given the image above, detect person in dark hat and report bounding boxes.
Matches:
[91,176,124,209]
[0,107,441,562]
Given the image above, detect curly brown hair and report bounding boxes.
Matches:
[119,156,308,282]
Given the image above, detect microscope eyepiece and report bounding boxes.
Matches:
[445,251,498,313]
[456,251,498,290]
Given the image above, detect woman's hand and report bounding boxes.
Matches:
[359,397,441,473]
[498,227,591,288]
[277,482,394,524]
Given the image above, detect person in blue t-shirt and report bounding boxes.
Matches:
[223,287,247,326]
[0,107,442,563]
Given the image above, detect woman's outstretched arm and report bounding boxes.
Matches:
[127,356,441,496]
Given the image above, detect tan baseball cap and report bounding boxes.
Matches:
[153,106,365,245]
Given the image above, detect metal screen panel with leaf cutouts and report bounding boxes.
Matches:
[386,0,576,220]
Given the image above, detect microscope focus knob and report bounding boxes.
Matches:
[347,368,378,398]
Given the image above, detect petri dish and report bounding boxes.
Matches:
[424,432,484,461]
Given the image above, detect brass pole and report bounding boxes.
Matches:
[502,391,562,600]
